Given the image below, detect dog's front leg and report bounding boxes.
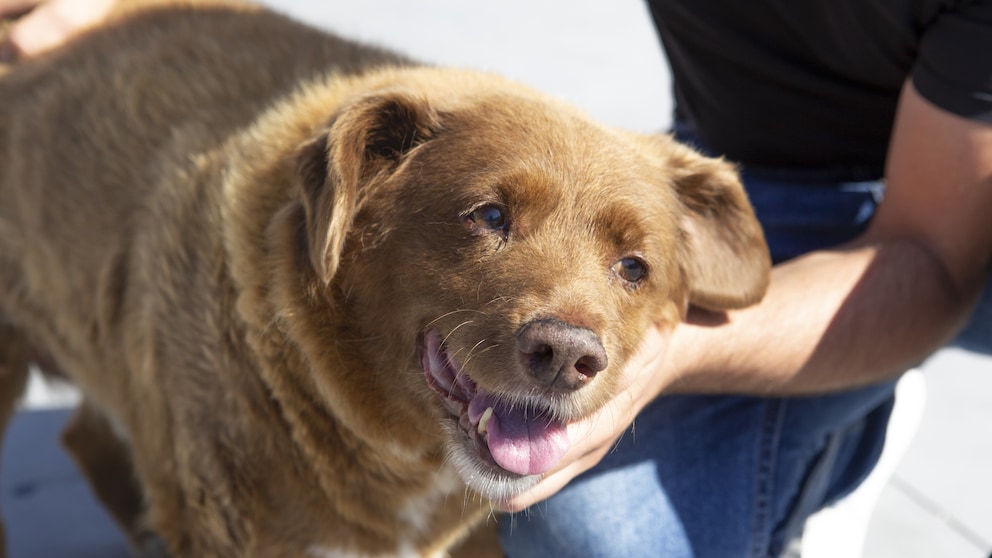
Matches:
[62,400,170,557]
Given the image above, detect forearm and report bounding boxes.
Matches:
[663,239,981,395]
[662,83,992,396]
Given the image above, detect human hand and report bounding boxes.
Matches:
[0,0,116,61]
[496,324,675,513]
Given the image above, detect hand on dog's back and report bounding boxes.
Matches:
[0,0,116,61]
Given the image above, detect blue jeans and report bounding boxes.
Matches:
[498,132,992,557]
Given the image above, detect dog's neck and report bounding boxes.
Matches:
[218,71,441,454]
[215,74,489,552]
[228,196,480,554]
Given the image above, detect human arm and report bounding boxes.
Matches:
[499,81,992,511]
[666,81,992,394]
[0,0,116,61]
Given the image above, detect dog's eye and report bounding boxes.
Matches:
[466,204,508,234]
[613,257,647,285]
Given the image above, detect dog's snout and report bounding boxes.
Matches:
[516,318,608,390]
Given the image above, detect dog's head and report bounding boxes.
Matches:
[288,70,769,499]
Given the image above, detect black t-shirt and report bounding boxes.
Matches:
[647,0,992,171]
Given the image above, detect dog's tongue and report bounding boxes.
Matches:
[488,409,569,476]
[470,396,569,476]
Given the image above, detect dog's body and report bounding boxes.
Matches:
[0,2,770,556]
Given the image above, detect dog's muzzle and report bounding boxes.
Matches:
[421,329,572,476]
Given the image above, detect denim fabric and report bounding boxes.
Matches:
[499,387,895,558]
[951,284,992,354]
[498,125,991,557]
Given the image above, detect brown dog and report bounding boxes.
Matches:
[0,1,770,556]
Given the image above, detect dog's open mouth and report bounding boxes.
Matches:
[421,330,569,477]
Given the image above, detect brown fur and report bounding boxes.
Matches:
[0,2,770,556]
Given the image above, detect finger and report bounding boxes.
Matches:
[496,464,582,513]
[4,0,114,59]
[0,0,37,62]
[7,8,69,57]
[496,423,625,513]
[0,0,38,18]
[4,6,70,58]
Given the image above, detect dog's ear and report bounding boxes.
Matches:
[296,90,441,284]
[667,141,771,311]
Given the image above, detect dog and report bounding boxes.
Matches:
[0,1,771,556]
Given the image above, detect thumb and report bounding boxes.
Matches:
[2,0,115,60]
[4,7,70,58]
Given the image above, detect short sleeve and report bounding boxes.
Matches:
[912,0,992,122]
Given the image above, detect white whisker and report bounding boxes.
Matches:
[425,308,487,329]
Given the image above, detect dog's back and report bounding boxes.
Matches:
[0,2,405,387]
[0,5,428,555]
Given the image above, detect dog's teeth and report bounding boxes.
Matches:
[478,406,494,434]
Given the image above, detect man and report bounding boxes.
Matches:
[3,1,991,556]
[496,2,992,557]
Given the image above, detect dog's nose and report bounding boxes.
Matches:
[516,318,608,390]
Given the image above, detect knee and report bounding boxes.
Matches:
[498,463,690,558]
